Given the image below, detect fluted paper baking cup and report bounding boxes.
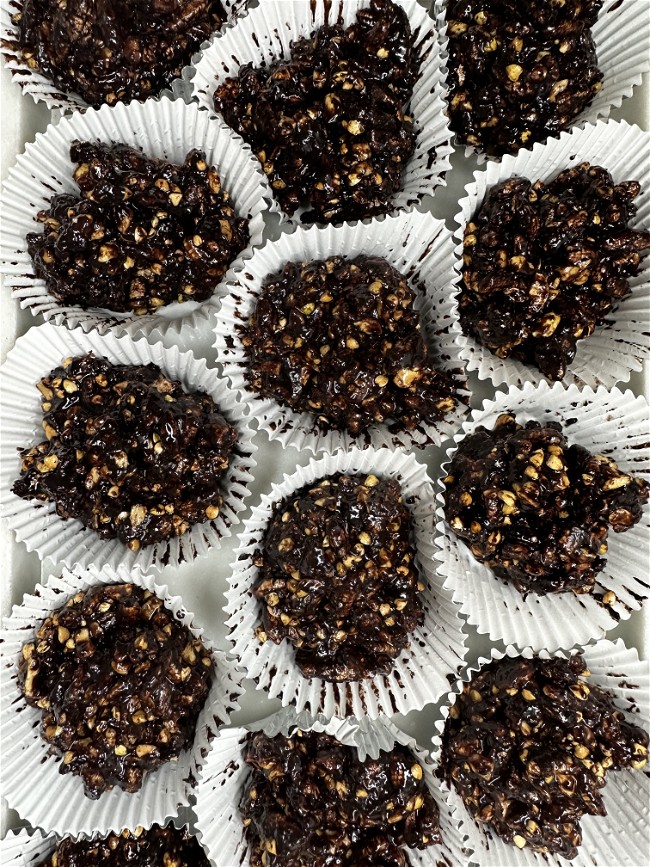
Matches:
[0,322,257,572]
[0,829,53,867]
[226,446,467,720]
[214,210,469,454]
[434,0,650,162]
[191,0,454,223]
[431,640,650,867]
[0,564,244,837]
[195,706,470,867]
[0,97,269,339]
[434,381,650,651]
[452,121,650,389]
[0,0,246,111]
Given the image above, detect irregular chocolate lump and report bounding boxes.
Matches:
[439,653,649,859]
[27,141,249,316]
[19,583,213,800]
[445,0,603,156]
[13,354,239,550]
[37,824,210,866]
[253,473,424,682]
[12,0,228,107]
[460,164,650,380]
[443,413,649,595]
[214,0,418,223]
[243,255,459,437]
[241,729,441,867]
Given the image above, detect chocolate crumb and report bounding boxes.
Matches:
[443,413,649,595]
[19,583,213,800]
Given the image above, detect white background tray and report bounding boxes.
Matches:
[1,0,648,845]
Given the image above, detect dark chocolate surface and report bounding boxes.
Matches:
[12,354,239,550]
[12,0,229,107]
[443,413,649,595]
[253,473,424,682]
[242,254,459,437]
[18,583,213,800]
[37,824,210,866]
[27,141,249,316]
[445,0,603,156]
[241,729,441,867]
[214,0,418,223]
[439,653,649,859]
[460,164,650,380]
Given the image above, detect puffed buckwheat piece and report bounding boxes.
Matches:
[439,653,649,859]
[443,413,649,595]
[18,583,213,800]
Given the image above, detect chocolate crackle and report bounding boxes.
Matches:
[37,824,211,866]
[214,0,419,222]
[27,141,249,316]
[445,0,603,155]
[10,0,230,107]
[241,729,441,867]
[439,653,649,859]
[443,413,649,595]
[18,583,213,800]
[253,473,424,682]
[460,164,650,380]
[12,354,239,550]
[242,254,459,437]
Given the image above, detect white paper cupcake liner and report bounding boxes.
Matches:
[0,97,269,340]
[225,445,468,720]
[0,322,257,572]
[452,120,650,390]
[0,564,244,838]
[195,706,470,867]
[434,0,650,162]
[191,0,454,224]
[0,0,247,111]
[214,209,469,454]
[431,640,650,867]
[0,829,53,867]
[434,380,650,651]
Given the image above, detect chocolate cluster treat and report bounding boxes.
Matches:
[214,0,418,223]
[242,255,459,437]
[18,583,213,799]
[443,413,649,595]
[27,141,249,316]
[37,824,210,867]
[439,653,649,859]
[253,473,424,682]
[241,729,441,867]
[460,164,650,380]
[13,354,239,550]
[445,0,603,155]
[11,0,229,107]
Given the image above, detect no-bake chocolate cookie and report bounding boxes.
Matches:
[253,473,424,682]
[213,0,418,223]
[37,824,210,866]
[242,255,459,437]
[11,0,229,107]
[12,354,239,550]
[27,141,249,316]
[460,164,650,380]
[241,729,441,867]
[445,0,603,155]
[443,413,649,595]
[18,583,213,799]
[439,653,649,859]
